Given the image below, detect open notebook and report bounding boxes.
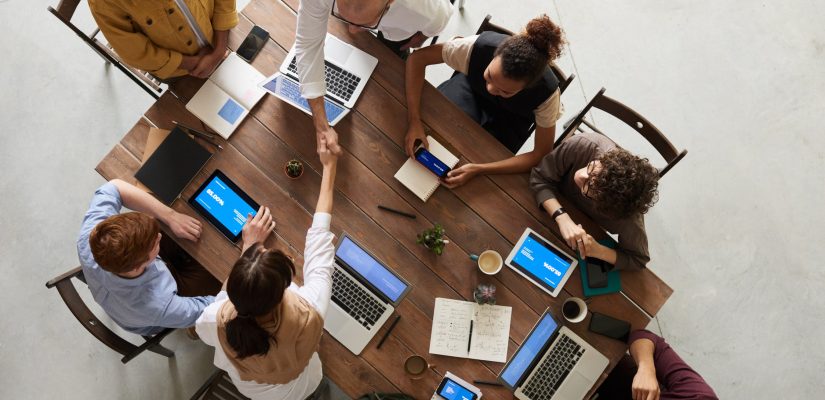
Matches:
[394,136,459,202]
[186,53,266,139]
[429,298,511,363]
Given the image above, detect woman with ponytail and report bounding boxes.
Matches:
[196,140,339,399]
[405,14,567,188]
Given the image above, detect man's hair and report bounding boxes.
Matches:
[89,212,160,274]
[590,149,660,219]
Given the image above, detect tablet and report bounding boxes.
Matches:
[505,228,578,297]
[189,170,259,243]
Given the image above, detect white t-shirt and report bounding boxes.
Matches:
[196,213,336,400]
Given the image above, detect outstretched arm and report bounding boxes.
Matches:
[404,44,445,157]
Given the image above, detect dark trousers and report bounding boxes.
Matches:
[437,72,535,154]
[596,330,718,400]
[376,31,416,60]
[159,234,221,297]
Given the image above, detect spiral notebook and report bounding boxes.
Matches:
[394,136,459,202]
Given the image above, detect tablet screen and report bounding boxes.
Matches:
[510,232,574,291]
[189,170,259,242]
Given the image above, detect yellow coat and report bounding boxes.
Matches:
[89,0,238,78]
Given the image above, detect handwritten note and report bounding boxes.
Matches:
[429,298,511,363]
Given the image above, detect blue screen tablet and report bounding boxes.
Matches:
[189,170,259,242]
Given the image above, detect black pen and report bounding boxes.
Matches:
[376,315,401,349]
[473,380,503,387]
[467,320,473,353]
[378,205,416,219]
[173,120,218,139]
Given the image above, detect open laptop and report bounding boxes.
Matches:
[498,309,608,400]
[259,33,378,126]
[325,234,411,355]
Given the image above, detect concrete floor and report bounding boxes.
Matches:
[1,0,823,399]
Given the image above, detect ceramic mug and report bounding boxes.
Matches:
[562,297,588,323]
[469,250,503,275]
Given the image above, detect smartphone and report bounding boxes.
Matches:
[586,257,609,288]
[436,377,478,400]
[237,26,269,62]
[414,145,451,178]
[588,312,631,342]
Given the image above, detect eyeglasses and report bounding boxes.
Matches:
[582,161,597,199]
[330,0,391,30]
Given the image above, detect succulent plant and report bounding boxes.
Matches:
[473,284,497,305]
[285,159,303,178]
[417,223,448,256]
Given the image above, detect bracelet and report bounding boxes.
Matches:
[550,207,566,221]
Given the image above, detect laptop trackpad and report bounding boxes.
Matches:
[559,372,591,398]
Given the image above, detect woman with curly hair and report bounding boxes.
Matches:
[405,14,567,188]
[529,132,660,270]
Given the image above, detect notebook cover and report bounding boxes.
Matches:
[579,238,621,296]
[134,127,212,205]
[186,80,248,139]
[394,136,459,202]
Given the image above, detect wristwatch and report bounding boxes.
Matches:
[551,207,566,221]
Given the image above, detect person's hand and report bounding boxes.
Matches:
[318,137,339,167]
[190,48,227,78]
[442,163,480,188]
[557,215,587,251]
[241,206,276,252]
[317,125,342,155]
[400,32,429,51]
[166,211,202,241]
[405,121,428,157]
[631,364,660,400]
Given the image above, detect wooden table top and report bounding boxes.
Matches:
[95,0,672,398]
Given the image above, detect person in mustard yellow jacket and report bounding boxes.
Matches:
[89,0,238,79]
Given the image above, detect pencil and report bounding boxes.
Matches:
[173,120,223,150]
[473,380,503,387]
[376,315,401,349]
[378,205,416,219]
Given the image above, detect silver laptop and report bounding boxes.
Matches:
[260,33,378,126]
[498,309,609,400]
[324,234,411,355]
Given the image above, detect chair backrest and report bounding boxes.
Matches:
[190,370,251,400]
[556,87,688,178]
[474,15,575,94]
[50,0,82,21]
[45,266,174,363]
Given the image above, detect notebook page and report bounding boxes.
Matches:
[186,80,248,139]
[468,304,512,363]
[394,136,459,202]
[210,53,266,110]
[429,298,473,358]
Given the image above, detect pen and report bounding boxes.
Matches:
[467,320,473,353]
[173,120,218,139]
[174,121,224,150]
[378,205,416,219]
[376,315,401,349]
[473,380,503,387]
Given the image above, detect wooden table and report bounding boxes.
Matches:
[95,0,672,398]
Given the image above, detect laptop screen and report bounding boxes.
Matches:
[500,311,559,388]
[336,236,408,302]
[510,232,575,291]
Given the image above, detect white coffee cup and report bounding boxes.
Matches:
[471,250,503,275]
[562,297,588,323]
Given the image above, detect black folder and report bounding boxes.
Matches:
[134,127,212,205]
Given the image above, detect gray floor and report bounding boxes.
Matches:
[1,0,823,399]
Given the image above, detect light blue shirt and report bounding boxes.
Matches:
[76,183,214,336]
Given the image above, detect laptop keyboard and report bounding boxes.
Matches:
[522,334,585,400]
[288,57,361,102]
[331,267,387,330]
[263,75,347,123]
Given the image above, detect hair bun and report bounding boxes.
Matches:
[524,14,566,60]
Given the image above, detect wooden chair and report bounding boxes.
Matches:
[45,266,175,364]
[47,0,163,99]
[556,87,688,178]
[190,370,250,400]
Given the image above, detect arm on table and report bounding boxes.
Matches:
[109,179,201,241]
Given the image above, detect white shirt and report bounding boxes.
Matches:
[196,213,336,400]
[295,0,453,99]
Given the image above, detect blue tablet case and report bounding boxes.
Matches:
[579,238,621,296]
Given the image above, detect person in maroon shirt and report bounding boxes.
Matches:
[597,330,718,400]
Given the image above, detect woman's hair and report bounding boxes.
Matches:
[494,14,566,85]
[590,149,660,219]
[225,243,295,359]
[89,212,159,273]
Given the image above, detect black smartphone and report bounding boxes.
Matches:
[414,145,452,178]
[589,312,631,342]
[237,26,269,62]
[586,257,609,288]
[436,376,478,400]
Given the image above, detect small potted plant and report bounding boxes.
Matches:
[417,223,448,256]
[284,159,304,179]
[473,284,497,305]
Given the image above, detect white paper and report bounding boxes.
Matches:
[429,298,511,363]
[210,53,266,110]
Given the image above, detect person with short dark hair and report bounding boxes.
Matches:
[596,330,718,400]
[529,132,660,270]
[77,179,219,336]
[405,14,567,188]
[196,141,339,399]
